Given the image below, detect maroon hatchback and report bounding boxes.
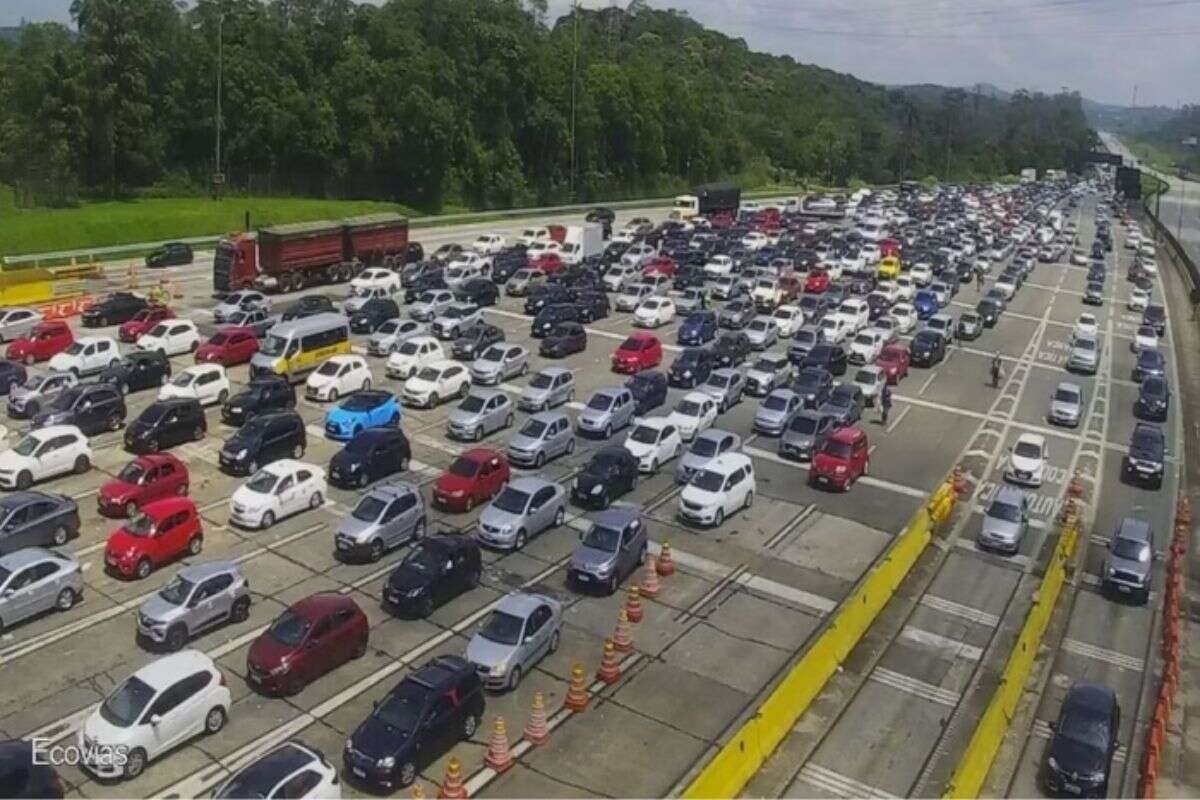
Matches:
[246,593,369,695]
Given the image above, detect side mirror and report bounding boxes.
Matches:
[1048,720,1057,732]
[1,589,13,598]
[150,714,163,727]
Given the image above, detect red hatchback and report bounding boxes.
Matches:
[432,448,511,512]
[5,321,74,365]
[805,270,830,294]
[530,252,565,275]
[611,332,663,374]
[195,326,260,366]
[246,593,369,695]
[643,256,678,278]
[98,453,190,518]
[118,305,175,343]
[810,426,870,491]
[876,344,911,384]
[104,497,203,579]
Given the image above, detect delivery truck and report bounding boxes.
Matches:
[670,182,741,219]
[559,223,605,265]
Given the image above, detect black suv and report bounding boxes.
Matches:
[909,330,947,367]
[576,290,610,322]
[222,376,296,426]
[350,298,400,334]
[0,491,81,554]
[976,297,1002,327]
[1135,375,1171,422]
[343,654,485,791]
[32,383,125,435]
[451,322,504,361]
[280,295,335,322]
[145,242,193,268]
[668,348,715,389]
[453,278,498,307]
[383,535,482,618]
[81,292,149,327]
[540,322,587,358]
[570,446,638,509]
[712,332,753,369]
[524,285,572,316]
[404,272,446,303]
[219,411,306,475]
[625,370,668,414]
[530,303,580,338]
[125,398,206,453]
[329,428,412,488]
[99,351,172,395]
[1123,422,1166,490]
[1142,304,1167,336]
[1042,682,1120,797]
[793,366,834,409]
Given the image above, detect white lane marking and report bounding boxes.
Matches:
[798,762,902,799]
[885,405,911,434]
[919,371,938,395]
[742,444,928,499]
[870,665,962,707]
[1061,638,1145,671]
[484,306,683,352]
[920,594,1000,628]
[899,626,983,662]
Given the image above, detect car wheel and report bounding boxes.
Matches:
[145,437,160,453]
[73,454,90,474]
[124,748,147,780]
[328,388,338,403]
[566,438,576,455]
[744,490,754,510]
[534,451,546,468]
[649,458,658,473]
[51,525,69,546]
[310,491,323,510]
[515,529,528,550]
[369,538,385,563]
[14,470,31,491]
[507,665,523,691]
[419,596,435,618]
[261,511,275,529]
[230,596,251,623]
[604,423,613,439]
[429,392,440,407]
[136,557,152,579]
[108,413,122,432]
[217,389,229,405]
[397,761,418,788]
[714,508,725,527]
[607,574,619,595]
[504,413,514,429]
[69,367,80,379]
[23,354,34,366]
[189,340,199,353]
[638,544,647,566]
[459,382,469,399]
[204,706,227,735]
[362,378,371,391]
[567,389,576,402]
[166,624,188,651]
[55,587,76,612]
[247,460,259,476]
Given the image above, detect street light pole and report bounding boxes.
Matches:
[214,12,224,199]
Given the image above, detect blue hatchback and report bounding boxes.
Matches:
[914,290,939,319]
[325,390,402,440]
[678,311,718,346]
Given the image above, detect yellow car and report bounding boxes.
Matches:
[877,256,901,280]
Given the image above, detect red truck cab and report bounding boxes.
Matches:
[612,332,663,373]
[5,321,74,364]
[118,305,175,343]
[810,426,870,491]
[104,496,202,579]
[246,593,369,695]
[195,326,260,366]
[98,453,190,518]
[432,448,511,512]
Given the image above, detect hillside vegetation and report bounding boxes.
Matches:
[0,0,1092,212]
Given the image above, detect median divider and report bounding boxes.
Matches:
[681,477,958,799]
[940,501,1083,798]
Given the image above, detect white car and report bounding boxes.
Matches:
[836,299,871,332]
[771,305,805,337]
[1128,289,1150,312]
[849,330,884,365]
[230,460,327,529]
[1132,325,1159,352]
[0,425,92,489]
[1006,433,1047,487]
[1140,260,1159,277]
[620,243,656,267]
[473,233,507,254]
[633,297,676,328]
[305,355,372,401]
[868,319,899,345]
[819,316,852,345]
[677,453,756,528]
[859,243,882,264]
[909,264,933,286]
[623,417,684,474]
[136,320,201,357]
[876,281,901,303]
[158,364,231,406]
[350,268,402,294]
[78,650,230,781]
[741,232,768,251]
[213,291,269,323]
[213,741,341,799]
[1073,313,1099,341]
[667,392,719,442]
[703,255,734,278]
[890,304,918,333]
[516,227,555,247]
[48,336,121,377]
[403,360,471,408]
[993,278,1017,300]
[386,336,444,379]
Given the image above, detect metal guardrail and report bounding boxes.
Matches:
[1140,172,1199,291]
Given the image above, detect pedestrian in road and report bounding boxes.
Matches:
[880,383,893,426]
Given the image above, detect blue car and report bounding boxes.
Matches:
[678,311,718,346]
[914,290,939,320]
[324,390,402,440]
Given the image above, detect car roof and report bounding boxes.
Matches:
[140,496,195,517]
[176,560,239,582]
[494,591,556,619]
[527,410,569,425]
[131,649,218,690]
[829,426,865,444]
[706,452,752,473]
[289,591,356,620]
[992,485,1026,505]
[508,476,556,493]
[593,507,640,528]
[0,546,73,571]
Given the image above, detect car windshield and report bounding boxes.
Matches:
[764,394,790,411]
[480,347,504,362]
[158,575,195,606]
[795,330,817,345]
[689,469,725,492]
[479,610,524,646]
[630,425,660,445]
[519,419,547,438]
[1054,388,1079,403]
[1113,537,1151,561]
[587,394,613,411]
[790,416,818,434]
[676,399,703,417]
[64,342,85,355]
[1014,441,1042,459]
[11,434,42,457]
[620,337,647,351]
[47,387,82,411]
[448,456,480,478]
[1059,708,1110,753]
[208,332,230,346]
[245,470,278,494]
[352,495,387,522]
[118,461,148,483]
[125,512,157,537]
[260,334,288,357]
[821,440,853,459]
[493,487,530,514]
[375,684,426,732]
[416,367,441,382]
[317,361,341,376]
[99,676,155,728]
[582,524,621,551]
[530,372,554,389]
[458,395,486,413]
[401,545,441,574]
[987,499,1022,523]
[705,374,730,389]
[268,610,310,647]
[170,372,195,388]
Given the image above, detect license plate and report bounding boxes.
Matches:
[1063,782,1080,794]
[576,574,591,582]
[1118,584,1131,593]
[353,767,366,778]
[817,475,830,484]
[337,540,350,551]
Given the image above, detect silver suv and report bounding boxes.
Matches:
[447,389,514,441]
[470,344,529,385]
[336,482,427,562]
[6,371,78,420]
[136,561,250,650]
[1102,517,1153,603]
[569,508,648,595]
[1067,334,1100,375]
[576,388,636,439]
[699,368,746,413]
[519,367,575,412]
[0,548,82,632]
[977,486,1030,555]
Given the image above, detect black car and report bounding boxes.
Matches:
[586,207,616,238]
[401,260,442,287]
[1142,304,1167,336]
[571,447,639,508]
[451,322,505,361]
[1042,682,1120,797]
[625,370,668,415]
[674,266,707,289]
[219,411,306,476]
[712,332,753,368]
[799,343,848,377]
[818,383,865,427]
[81,292,149,327]
[668,348,715,389]
[792,367,834,409]
[909,330,947,367]
[0,361,26,396]
[145,242,193,268]
[540,322,587,358]
[124,398,206,453]
[490,249,528,283]
[350,298,400,333]
[1132,348,1166,383]
[0,739,66,798]
[222,377,297,426]
[344,654,485,791]
[383,535,482,618]
[973,298,1001,327]
[32,383,125,435]
[432,243,466,264]
[329,427,412,489]
[1123,422,1166,490]
[524,285,572,316]
[1086,266,1106,284]
[531,304,581,338]
[454,277,499,307]
[1135,375,1171,422]
[404,272,447,304]
[720,299,756,330]
[99,350,172,395]
[576,290,610,322]
[280,295,335,322]
[0,491,81,555]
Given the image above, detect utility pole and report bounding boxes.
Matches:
[213,11,225,199]
[569,1,579,201]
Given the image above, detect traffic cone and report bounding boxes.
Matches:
[596,638,622,684]
[412,784,427,800]
[640,557,661,598]
[625,585,644,623]
[438,757,468,799]
[565,663,589,712]
[657,542,676,577]
[612,608,634,651]
[1067,469,1084,498]
[484,717,513,773]
[524,691,550,745]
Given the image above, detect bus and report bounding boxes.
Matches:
[249,313,350,382]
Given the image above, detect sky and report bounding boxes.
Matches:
[4,0,1198,107]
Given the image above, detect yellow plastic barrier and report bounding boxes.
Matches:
[0,269,56,307]
[682,479,957,799]
[941,511,1081,798]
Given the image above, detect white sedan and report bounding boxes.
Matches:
[1073,313,1099,341]
[1006,433,1047,487]
[0,425,92,489]
[350,268,401,294]
[771,305,805,337]
[305,355,372,402]
[623,417,683,473]
[402,360,471,408]
[633,297,677,328]
[158,364,230,406]
[667,392,718,442]
[229,460,327,530]
[1132,325,1159,353]
[136,320,201,357]
[890,304,918,333]
[386,336,445,379]
[703,255,734,278]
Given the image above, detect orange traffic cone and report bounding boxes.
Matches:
[438,757,468,799]
[412,783,427,800]
[612,608,634,651]
[597,638,622,684]
[640,557,661,597]
[657,542,676,576]
[484,716,514,773]
[625,585,644,623]
[565,663,589,712]
[524,691,550,745]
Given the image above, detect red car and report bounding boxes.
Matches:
[880,238,902,259]
[432,448,511,512]
[810,426,870,491]
[104,496,202,579]
[246,593,369,695]
[98,453,190,518]
[5,321,73,364]
[195,326,260,366]
[530,252,565,275]
[876,344,911,384]
[805,270,830,294]
[118,305,175,343]
[643,256,678,278]
[611,332,663,373]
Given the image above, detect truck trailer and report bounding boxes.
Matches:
[670,182,742,219]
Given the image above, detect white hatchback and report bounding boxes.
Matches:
[667,392,718,442]
[49,336,121,377]
[633,297,676,328]
[403,360,471,408]
[0,425,92,489]
[678,453,756,528]
[350,268,401,294]
[306,355,372,402]
[159,364,231,406]
[890,304,918,333]
[386,336,444,380]
[771,305,805,337]
[137,320,201,357]
[230,460,327,530]
[623,417,683,474]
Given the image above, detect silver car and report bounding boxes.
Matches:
[1067,334,1100,374]
[673,288,708,314]
[0,547,81,631]
[431,303,483,339]
[467,591,563,690]
[136,562,250,650]
[447,389,514,441]
[577,387,636,438]
[334,482,427,562]
[1101,517,1153,603]
[507,411,575,468]
[477,477,567,550]
[470,344,529,385]
[213,290,269,323]
[602,264,639,292]
[367,318,427,356]
[505,268,546,297]
[977,485,1030,555]
[779,410,837,462]
[675,429,742,485]
[568,508,647,595]
[519,367,575,412]
[699,368,745,413]
[408,290,456,322]
[1048,381,1084,427]
[744,353,792,397]
[753,389,802,436]
[6,371,78,419]
[615,284,654,312]
[0,308,43,342]
[744,318,778,350]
